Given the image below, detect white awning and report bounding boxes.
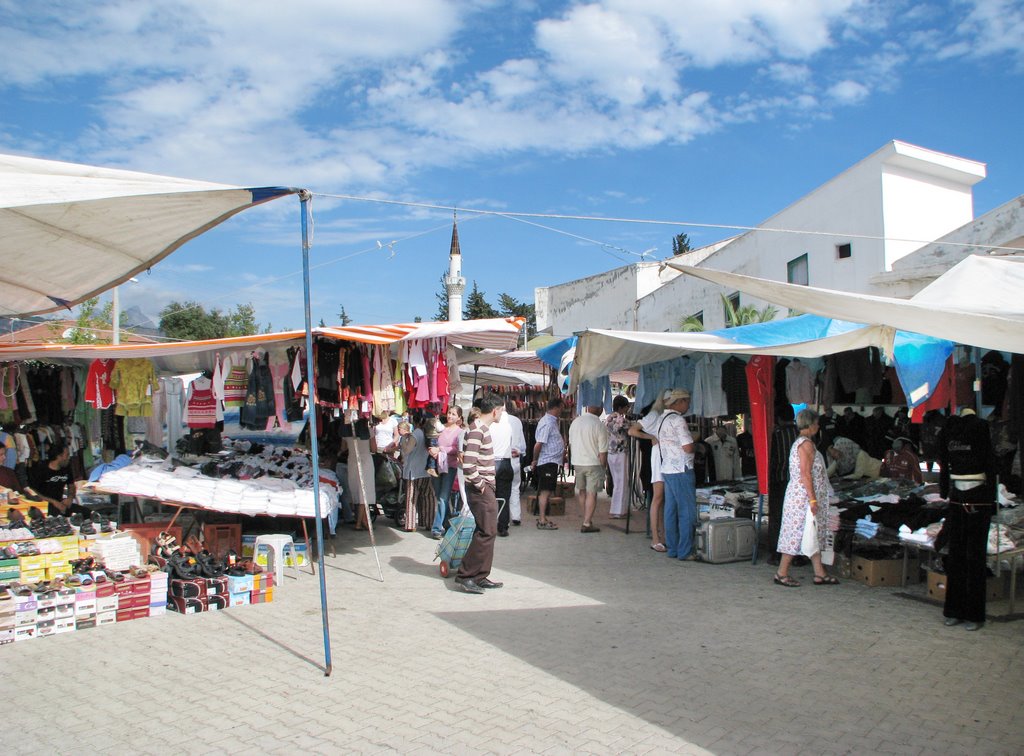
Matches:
[666,255,1024,353]
[0,153,297,316]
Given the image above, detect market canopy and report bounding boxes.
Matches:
[667,255,1024,354]
[570,315,952,408]
[0,153,298,317]
[0,317,525,374]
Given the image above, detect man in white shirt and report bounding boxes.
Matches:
[658,389,697,560]
[489,402,514,537]
[569,405,609,533]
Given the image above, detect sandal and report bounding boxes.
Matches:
[773,573,801,588]
[650,543,667,552]
[813,574,840,585]
[536,520,558,530]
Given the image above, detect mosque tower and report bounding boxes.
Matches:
[445,212,466,321]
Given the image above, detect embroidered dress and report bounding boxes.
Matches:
[109,358,158,417]
[777,436,831,556]
[85,359,117,410]
[222,355,249,407]
[186,376,218,429]
[605,412,630,454]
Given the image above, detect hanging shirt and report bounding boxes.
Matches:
[721,356,750,416]
[692,354,727,418]
[785,359,815,404]
[108,358,158,417]
[85,359,117,410]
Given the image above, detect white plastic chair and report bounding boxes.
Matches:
[252,533,301,586]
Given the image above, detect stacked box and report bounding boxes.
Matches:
[89,534,142,572]
[0,557,19,582]
[14,594,37,640]
[228,591,250,607]
[0,599,14,644]
[226,574,254,594]
[206,594,228,611]
[168,596,205,614]
[285,543,308,568]
[74,586,96,630]
[850,556,918,587]
[150,571,168,617]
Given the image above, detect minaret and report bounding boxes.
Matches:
[445,212,466,321]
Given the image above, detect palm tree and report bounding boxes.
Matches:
[680,294,779,331]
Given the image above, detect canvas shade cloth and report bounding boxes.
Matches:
[667,255,1024,354]
[0,317,525,375]
[0,152,298,317]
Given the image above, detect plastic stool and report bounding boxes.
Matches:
[253,534,301,586]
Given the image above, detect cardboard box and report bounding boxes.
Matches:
[168,596,205,615]
[18,555,46,572]
[204,576,228,596]
[96,595,119,613]
[36,619,56,637]
[120,594,149,610]
[226,574,254,594]
[19,568,45,584]
[35,606,56,623]
[54,617,75,634]
[15,609,37,626]
[75,616,96,631]
[228,591,250,607]
[14,624,36,641]
[851,556,918,587]
[926,570,1006,603]
[54,604,75,620]
[74,599,96,616]
[206,594,228,611]
[528,495,565,517]
[0,628,13,644]
[149,605,167,617]
[96,611,117,626]
[169,578,207,599]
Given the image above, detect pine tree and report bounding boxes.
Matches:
[337,305,352,326]
[463,281,498,320]
[672,233,692,256]
[497,292,536,334]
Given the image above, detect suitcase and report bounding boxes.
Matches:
[695,517,756,563]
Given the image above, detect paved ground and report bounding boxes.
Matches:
[3,494,1023,755]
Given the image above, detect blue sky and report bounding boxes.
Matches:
[1,0,1023,332]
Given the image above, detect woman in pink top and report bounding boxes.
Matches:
[431,405,464,538]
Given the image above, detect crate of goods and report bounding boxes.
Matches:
[926,569,1006,603]
[89,534,142,572]
[851,555,918,587]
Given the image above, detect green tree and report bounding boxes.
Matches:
[160,301,261,340]
[52,297,129,344]
[679,294,778,331]
[497,292,536,334]
[463,281,498,320]
[672,233,692,256]
[434,271,449,321]
[338,305,353,326]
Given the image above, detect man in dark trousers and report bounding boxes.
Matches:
[455,393,504,595]
[938,407,997,631]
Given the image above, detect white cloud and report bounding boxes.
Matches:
[766,62,812,85]
[955,0,1024,63]
[828,79,870,104]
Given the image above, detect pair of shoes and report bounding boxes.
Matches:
[477,578,503,589]
[580,524,600,533]
[964,622,983,631]
[512,520,521,526]
[812,574,840,585]
[454,577,484,595]
[944,617,962,627]
[536,520,558,530]
[773,573,801,587]
[650,543,667,552]
[497,530,509,537]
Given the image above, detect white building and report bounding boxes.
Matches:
[537,141,1004,335]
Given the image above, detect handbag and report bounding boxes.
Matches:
[800,506,819,556]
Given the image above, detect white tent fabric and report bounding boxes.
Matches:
[452,347,548,374]
[667,255,1024,353]
[0,153,297,316]
[571,323,894,388]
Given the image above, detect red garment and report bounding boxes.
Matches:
[435,347,449,411]
[910,357,955,423]
[85,359,117,409]
[955,362,976,409]
[745,356,776,496]
[884,366,907,405]
[881,447,923,484]
[186,377,217,429]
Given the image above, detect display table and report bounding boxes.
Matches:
[900,541,1024,613]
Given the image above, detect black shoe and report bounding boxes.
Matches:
[512,520,521,526]
[454,577,484,594]
[497,530,509,537]
[477,578,504,589]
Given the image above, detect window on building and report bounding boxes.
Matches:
[836,243,852,259]
[787,254,809,286]
[723,293,740,328]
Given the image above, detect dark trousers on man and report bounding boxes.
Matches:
[456,483,498,582]
[495,458,514,534]
[944,485,994,624]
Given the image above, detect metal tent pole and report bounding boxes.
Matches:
[299,190,333,677]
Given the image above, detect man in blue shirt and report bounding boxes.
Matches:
[532,398,565,530]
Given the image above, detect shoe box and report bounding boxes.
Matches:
[226,574,254,594]
[169,577,207,599]
[228,591,250,607]
[168,596,206,614]
[206,594,229,611]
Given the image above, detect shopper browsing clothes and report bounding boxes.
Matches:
[605,395,631,519]
[657,389,697,561]
[399,414,435,532]
[568,404,609,533]
[455,393,504,595]
[430,405,464,539]
[532,397,566,530]
[774,409,838,587]
[938,408,996,631]
[629,393,667,552]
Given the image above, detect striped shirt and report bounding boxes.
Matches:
[462,420,495,490]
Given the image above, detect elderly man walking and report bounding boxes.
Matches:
[569,404,609,533]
